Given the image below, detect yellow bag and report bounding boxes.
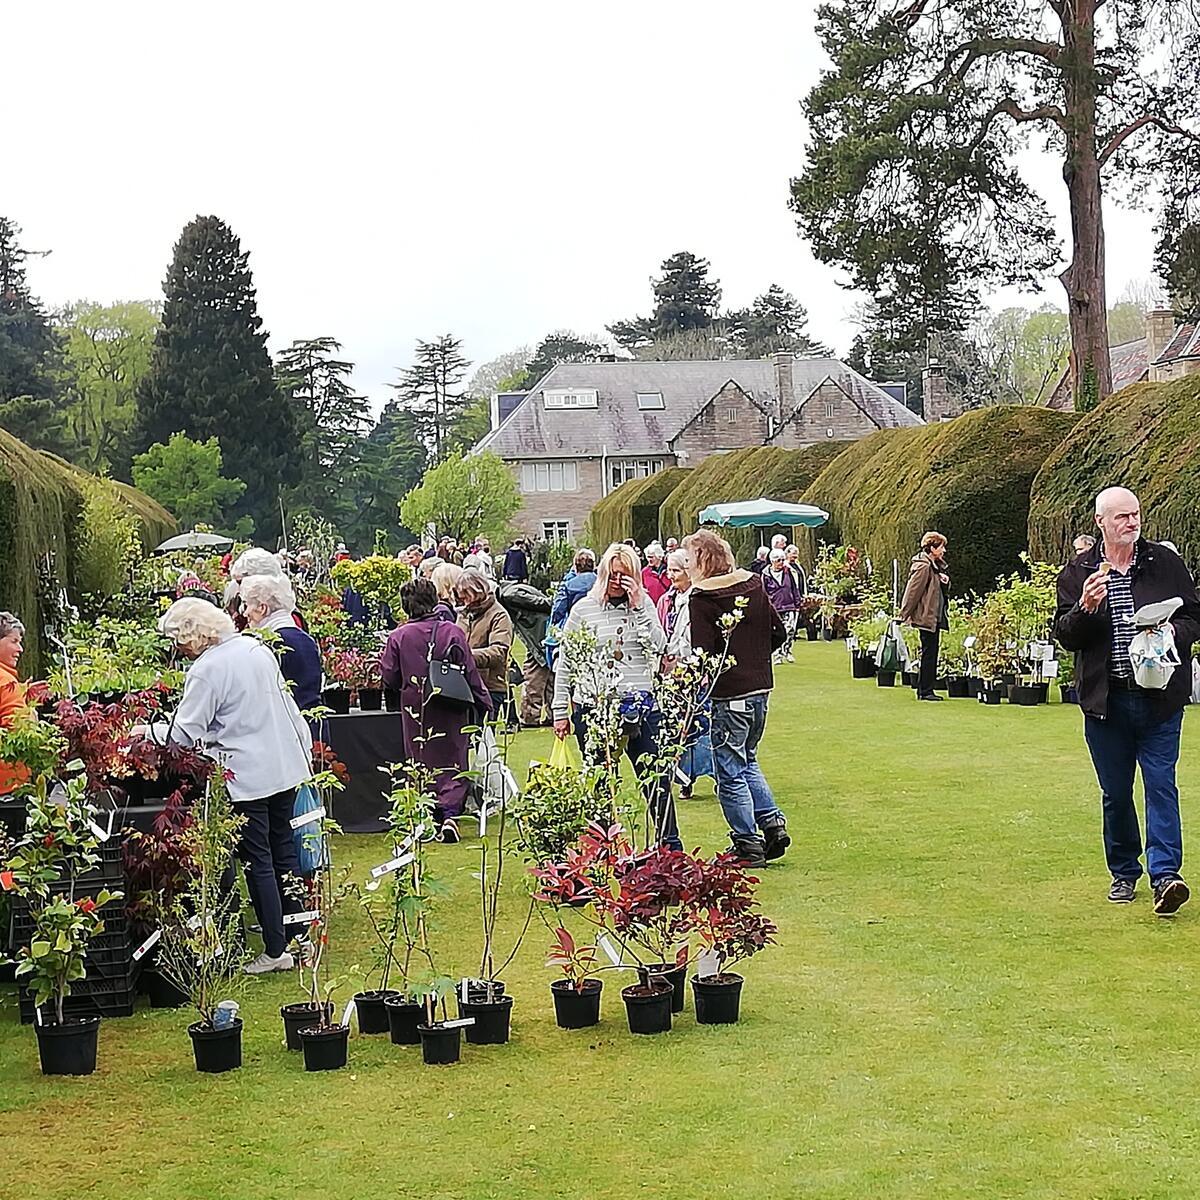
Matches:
[548,735,576,770]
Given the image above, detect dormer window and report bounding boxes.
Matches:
[544,388,598,409]
[637,392,664,410]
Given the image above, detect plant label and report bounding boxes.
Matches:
[283,909,320,925]
[86,817,112,843]
[441,1018,475,1029]
[132,929,162,962]
[963,636,977,648]
[290,806,326,830]
[1043,660,1060,678]
[598,935,624,966]
[370,852,415,879]
[460,978,470,1003]
[696,949,720,979]
[341,998,357,1030]
[395,823,426,855]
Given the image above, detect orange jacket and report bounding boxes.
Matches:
[0,662,30,795]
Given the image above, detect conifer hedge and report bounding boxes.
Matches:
[1028,375,1200,564]
[583,467,691,551]
[802,406,1078,596]
[0,430,175,672]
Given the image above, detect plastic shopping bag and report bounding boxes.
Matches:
[874,620,910,674]
[471,725,518,811]
[293,782,327,876]
[548,734,576,771]
[1128,598,1183,691]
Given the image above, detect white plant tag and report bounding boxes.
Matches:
[460,978,470,1003]
[341,998,357,1030]
[395,823,426,855]
[290,806,326,830]
[187,913,203,931]
[963,636,977,649]
[132,929,161,962]
[283,909,320,925]
[370,851,415,880]
[1043,660,1060,678]
[441,1017,475,1029]
[598,934,623,966]
[87,819,111,843]
[696,949,720,979]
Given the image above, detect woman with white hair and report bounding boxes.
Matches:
[762,548,801,664]
[430,561,464,621]
[552,543,679,850]
[641,542,669,605]
[154,597,313,975]
[239,574,323,726]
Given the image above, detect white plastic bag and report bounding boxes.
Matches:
[470,725,518,812]
[1128,598,1183,691]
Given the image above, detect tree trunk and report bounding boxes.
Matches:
[1057,0,1112,412]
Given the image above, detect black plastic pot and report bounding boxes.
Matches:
[354,989,400,1034]
[639,962,686,1013]
[551,979,602,1029]
[934,676,949,691]
[35,1016,100,1076]
[299,1024,349,1071]
[621,981,673,1035]
[876,671,896,688]
[1008,683,1048,707]
[322,687,351,715]
[1060,684,1079,705]
[145,969,189,1009]
[281,1001,333,1051]
[462,979,507,1004]
[457,994,513,1044]
[357,687,383,712]
[384,688,402,712]
[902,669,918,688]
[946,676,971,698]
[418,1022,462,1065]
[851,653,876,679]
[189,1018,243,1073]
[967,677,982,698]
[384,996,424,1045]
[692,973,744,1025]
[978,684,1004,706]
[805,626,819,642]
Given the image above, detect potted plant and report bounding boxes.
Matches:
[545,925,604,1029]
[847,602,889,680]
[155,770,250,1072]
[5,757,121,1076]
[689,851,778,1024]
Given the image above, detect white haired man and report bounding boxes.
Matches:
[1055,487,1200,914]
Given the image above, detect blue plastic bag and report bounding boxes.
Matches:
[293,783,326,876]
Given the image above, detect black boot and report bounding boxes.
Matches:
[759,812,790,861]
[730,833,767,868]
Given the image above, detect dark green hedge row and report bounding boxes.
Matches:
[582,466,691,551]
[1028,375,1200,565]
[0,431,175,672]
[802,406,1079,596]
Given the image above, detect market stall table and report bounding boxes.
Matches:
[322,709,404,833]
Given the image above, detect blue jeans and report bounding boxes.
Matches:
[711,695,782,838]
[571,708,682,850]
[1083,690,1184,883]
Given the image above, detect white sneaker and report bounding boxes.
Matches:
[244,951,294,976]
[439,819,461,844]
[786,653,795,663]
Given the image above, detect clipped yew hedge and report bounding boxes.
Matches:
[1029,375,1200,564]
[583,466,691,551]
[659,442,852,563]
[802,406,1078,597]
[0,431,175,672]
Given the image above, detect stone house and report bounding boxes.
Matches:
[472,353,922,542]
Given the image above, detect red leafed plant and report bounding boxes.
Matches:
[689,851,777,980]
[122,792,197,939]
[544,926,600,992]
[312,740,350,786]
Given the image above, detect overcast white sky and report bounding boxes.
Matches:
[10,0,1160,412]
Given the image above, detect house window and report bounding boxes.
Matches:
[637,391,665,410]
[824,399,836,419]
[520,461,578,493]
[724,407,738,423]
[609,458,663,489]
[542,520,571,543]
[544,389,598,409]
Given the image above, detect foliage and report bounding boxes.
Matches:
[798,406,1078,596]
[399,451,521,547]
[55,299,159,474]
[811,545,867,603]
[74,477,142,604]
[322,645,381,690]
[608,251,722,351]
[330,555,412,616]
[725,284,830,359]
[522,331,606,386]
[129,214,299,536]
[510,759,616,868]
[583,467,691,552]
[544,925,600,992]
[1028,374,1200,568]
[392,334,472,463]
[122,794,196,940]
[48,618,181,699]
[341,400,426,554]
[132,433,248,534]
[527,538,576,594]
[155,770,249,1025]
[287,511,340,586]
[971,557,1059,683]
[689,851,777,976]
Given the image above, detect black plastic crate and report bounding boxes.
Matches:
[18,968,138,1023]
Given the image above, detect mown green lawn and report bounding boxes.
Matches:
[3,642,1199,1199]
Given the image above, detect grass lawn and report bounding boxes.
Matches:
[3,641,1199,1199]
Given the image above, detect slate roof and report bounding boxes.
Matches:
[1156,322,1200,363]
[1046,338,1149,411]
[474,357,922,459]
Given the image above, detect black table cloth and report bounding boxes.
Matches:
[323,710,405,833]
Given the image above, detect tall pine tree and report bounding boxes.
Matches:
[392,334,471,463]
[130,216,298,534]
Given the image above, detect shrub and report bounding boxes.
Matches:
[583,467,691,550]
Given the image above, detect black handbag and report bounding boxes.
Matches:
[427,634,475,709]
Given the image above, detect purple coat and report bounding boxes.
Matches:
[762,566,801,614]
[380,615,493,820]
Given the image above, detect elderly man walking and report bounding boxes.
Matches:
[1055,487,1200,914]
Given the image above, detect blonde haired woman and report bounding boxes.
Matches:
[430,561,463,619]
[552,543,679,849]
[154,598,313,974]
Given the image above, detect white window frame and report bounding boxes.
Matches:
[636,391,665,410]
[609,458,664,489]
[541,520,571,543]
[544,388,598,409]
[520,461,578,493]
[824,399,836,419]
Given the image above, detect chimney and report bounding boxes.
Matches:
[1146,307,1177,383]
[773,351,795,425]
[922,363,951,422]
